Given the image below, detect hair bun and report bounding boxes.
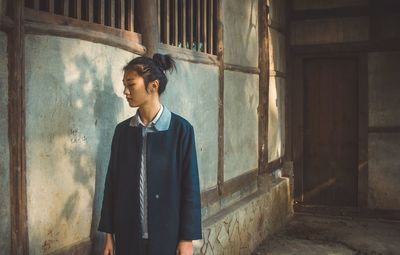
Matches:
[152,53,176,73]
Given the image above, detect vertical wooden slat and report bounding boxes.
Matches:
[8,0,29,254]
[207,0,213,54]
[63,0,69,16]
[76,0,82,19]
[100,0,105,25]
[48,0,55,13]
[189,0,194,49]
[197,0,200,50]
[33,0,39,10]
[202,0,207,52]
[182,0,186,48]
[174,0,178,46]
[130,0,135,31]
[88,0,93,22]
[138,0,159,56]
[164,0,170,44]
[216,0,224,195]
[121,0,125,29]
[110,0,115,27]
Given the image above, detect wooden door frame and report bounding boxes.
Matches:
[291,52,368,208]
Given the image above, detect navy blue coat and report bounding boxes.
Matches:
[98,112,202,255]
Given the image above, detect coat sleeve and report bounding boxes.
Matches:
[98,126,119,234]
[179,125,203,240]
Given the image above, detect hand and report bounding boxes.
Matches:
[103,233,114,255]
[176,240,193,255]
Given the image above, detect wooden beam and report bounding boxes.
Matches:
[258,0,270,176]
[201,187,219,206]
[24,8,145,54]
[137,0,159,56]
[221,169,259,197]
[217,0,224,196]
[8,0,29,254]
[224,63,260,74]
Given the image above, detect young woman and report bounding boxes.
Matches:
[98,54,202,255]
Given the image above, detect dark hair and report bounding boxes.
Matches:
[123,53,176,95]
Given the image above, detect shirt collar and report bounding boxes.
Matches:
[129,104,171,131]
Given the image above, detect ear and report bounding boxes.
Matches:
[151,80,160,93]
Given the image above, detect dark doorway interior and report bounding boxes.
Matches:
[303,57,359,207]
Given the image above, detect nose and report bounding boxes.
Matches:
[123,86,130,95]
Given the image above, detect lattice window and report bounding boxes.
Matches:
[159,0,218,55]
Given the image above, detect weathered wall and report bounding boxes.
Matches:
[25,35,137,254]
[223,0,259,67]
[224,71,259,181]
[0,31,11,255]
[194,178,292,255]
[268,0,286,162]
[368,52,400,210]
[162,60,219,190]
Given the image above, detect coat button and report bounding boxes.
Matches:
[155,194,159,199]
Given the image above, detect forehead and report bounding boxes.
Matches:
[123,70,141,81]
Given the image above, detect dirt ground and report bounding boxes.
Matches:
[252,213,400,255]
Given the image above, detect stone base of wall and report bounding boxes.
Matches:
[194,177,293,255]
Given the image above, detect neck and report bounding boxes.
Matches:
[138,100,161,126]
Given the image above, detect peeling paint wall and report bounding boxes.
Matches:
[161,60,219,190]
[368,52,400,210]
[268,0,286,162]
[223,0,259,67]
[25,35,137,254]
[224,71,259,181]
[0,31,11,255]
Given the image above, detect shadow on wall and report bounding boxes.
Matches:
[26,37,125,254]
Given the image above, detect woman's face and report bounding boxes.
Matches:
[122,70,154,108]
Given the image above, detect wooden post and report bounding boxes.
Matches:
[137,0,160,56]
[217,0,224,195]
[258,0,270,178]
[8,1,28,254]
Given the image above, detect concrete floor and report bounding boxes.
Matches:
[252,213,400,255]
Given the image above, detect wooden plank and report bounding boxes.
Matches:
[48,0,55,13]
[8,0,29,254]
[224,63,260,74]
[173,0,178,46]
[202,0,207,52]
[197,0,201,51]
[189,0,193,49]
[267,158,284,173]
[100,0,105,25]
[88,0,93,22]
[207,0,213,54]
[33,0,39,10]
[164,0,170,44]
[110,0,115,27]
[216,0,224,195]
[23,8,144,53]
[200,187,219,206]
[119,0,125,29]
[182,0,186,48]
[76,0,82,19]
[221,169,258,197]
[258,0,270,176]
